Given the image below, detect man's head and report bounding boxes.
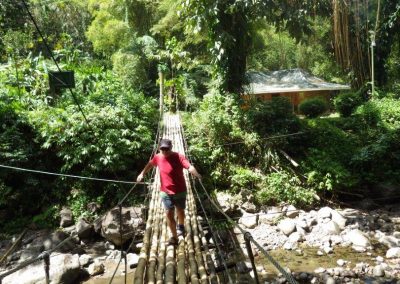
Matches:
[159,139,172,151]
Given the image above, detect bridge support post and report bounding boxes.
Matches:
[244,232,260,284]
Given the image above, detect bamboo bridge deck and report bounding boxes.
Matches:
[133,113,254,284]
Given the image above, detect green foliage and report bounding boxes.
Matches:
[248,24,296,70]
[112,51,148,91]
[28,88,157,173]
[334,91,363,117]
[357,98,400,130]
[299,97,328,118]
[351,97,400,183]
[305,149,357,191]
[246,96,301,138]
[302,118,360,190]
[86,11,130,56]
[351,129,400,183]
[229,166,263,194]
[0,89,60,226]
[256,170,316,206]
[184,92,258,185]
[32,205,58,228]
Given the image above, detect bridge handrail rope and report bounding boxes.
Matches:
[212,131,305,148]
[0,164,147,185]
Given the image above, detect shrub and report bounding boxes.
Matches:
[256,170,316,206]
[334,91,363,117]
[246,96,301,137]
[299,97,328,118]
[229,166,263,193]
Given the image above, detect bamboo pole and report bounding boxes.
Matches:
[147,176,163,283]
[0,229,28,265]
[177,235,186,284]
[164,114,176,284]
[197,220,218,284]
[187,189,208,283]
[155,218,167,284]
[134,175,159,283]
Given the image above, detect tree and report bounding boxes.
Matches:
[179,0,331,94]
[0,0,31,60]
[332,0,400,88]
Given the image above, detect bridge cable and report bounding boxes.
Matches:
[0,164,146,185]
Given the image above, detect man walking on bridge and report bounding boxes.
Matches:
[137,138,201,245]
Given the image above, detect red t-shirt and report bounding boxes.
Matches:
[150,152,191,194]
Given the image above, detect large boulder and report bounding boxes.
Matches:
[239,213,258,229]
[101,206,144,246]
[75,218,94,240]
[3,253,86,284]
[278,219,296,236]
[345,229,370,248]
[215,192,240,214]
[60,207,74,228]
[386,247,400,258]
[43,231,79,253]
[331,210,347,229]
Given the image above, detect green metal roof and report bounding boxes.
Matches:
[245,69,350,94]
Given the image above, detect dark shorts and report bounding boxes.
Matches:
[160,191,187,210]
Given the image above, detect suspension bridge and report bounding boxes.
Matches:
[0,113,297,284]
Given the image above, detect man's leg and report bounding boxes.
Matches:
[166,208,177,238]
[176,207,185,227]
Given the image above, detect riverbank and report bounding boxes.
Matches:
[1,201,400,283]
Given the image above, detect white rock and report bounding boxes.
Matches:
[127,253,139,268]
[326,276,335,284]
[88,261,105,276]
[3,253,82,284]
[386,247,400,258]
[288,232,303,243]
[314,267,326,274]
[373,265,385,277]
[278,219,296,236]
[321,220,341,235]
[331,210,347,229]
[323,246,333,254]
[346,229,370,247]
[379,235,400,248]
[285,205,299,218]
[79,254,93,267]
[337,259,346,266]
[264,206,283,222]
[317,207,332,219]
[240,213,258,229]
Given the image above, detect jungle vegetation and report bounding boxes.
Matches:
[0,0,399,232]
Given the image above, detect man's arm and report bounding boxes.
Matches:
[188,165,202,179]
[137,162,154,182]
